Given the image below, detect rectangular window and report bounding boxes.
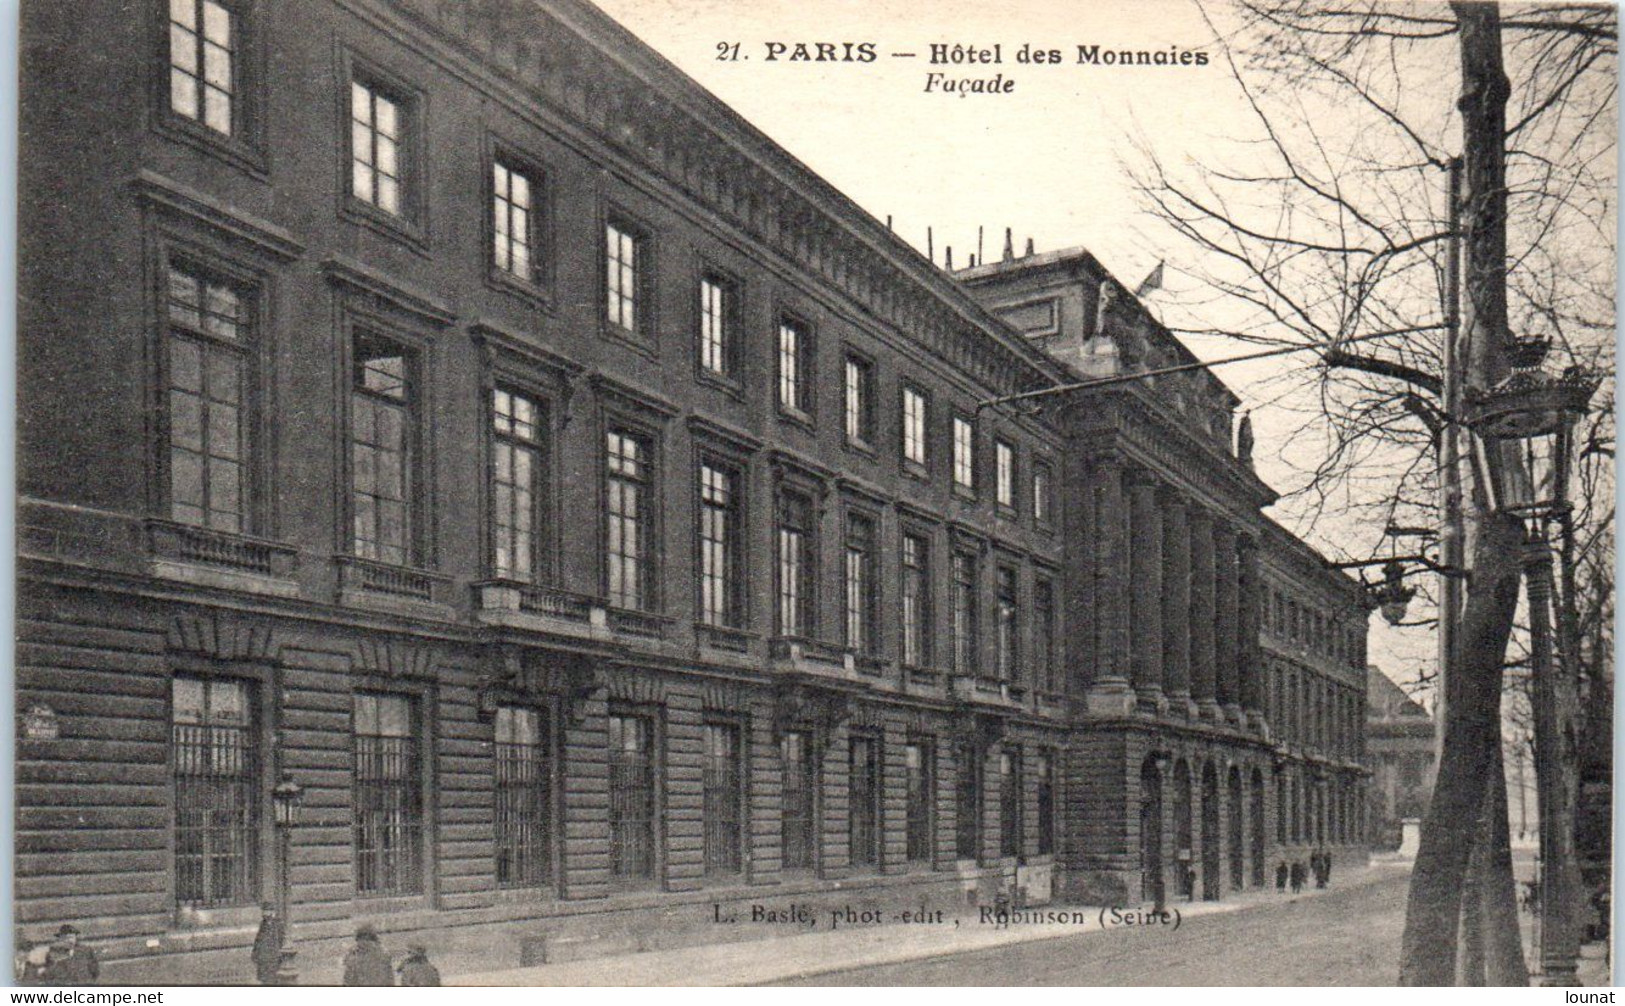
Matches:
[849,734,880,869]
[490,388,544,582]
[844,513,877,654]
[995,440,1016,509]
[777,490,815,637]
[996,565,1019,683]
[168,0,235,135]
[167,263,248,533]
[1033,464,1053,526]
[1035,751,1055,856]
[605,220,643,335]
[953,416,975,491]
[952,550,979,676]
[843,355,874,446]
[999,748,1022,859]
[605,429,653,610]
[901,532,931,668]
[781,730,816,871]
[354,692,421,897]
[492,160,536,281]
[698,462,741,628]
[702,722,743,877]
[350,79,402,216]
[777,316,812,415]
[1034,578,1056,694]
[904,740,933,864]
[901,385,928,469]
[494,705,553,888]
[698,275,734,377]
[955,742,980,860]
[173,676,257,908]
[607,713,656,880]
[351,335,414,566]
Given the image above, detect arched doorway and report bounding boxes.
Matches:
[1201,761,1220,901]
[1139,756,1165,907]
[1227,765,1244,891]
[1250,768,1267,887]
[1173,760,1193,898]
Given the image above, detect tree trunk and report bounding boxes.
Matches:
[1400,3,1516,984]
[1481,739,1531,984]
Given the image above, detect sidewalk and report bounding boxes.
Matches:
[450,861,1410,986]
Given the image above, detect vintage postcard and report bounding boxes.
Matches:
[14,0,1615,987]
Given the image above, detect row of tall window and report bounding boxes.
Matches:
[1268,665,1362,759]
[170,671,1055,908]
[1267,589,1361,669]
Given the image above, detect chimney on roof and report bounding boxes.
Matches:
[1025,237,1035,256]
[927,227,934,262]
[1002,227,1014,263]
[977,225,984,265]
[945,246,953,270]
[886,215,893,231]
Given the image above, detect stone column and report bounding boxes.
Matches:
[1086,459,1135,715]
[1213,522,1244,726]
[1188,510,1220,721]
[1160,491,1193,718]
[1129,473,1164,713]
[1237,533,1266,734]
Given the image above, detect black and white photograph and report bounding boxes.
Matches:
[13,0,1617,987]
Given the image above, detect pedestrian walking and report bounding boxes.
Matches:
[251,902,286,985]
[15,935,45,985]
[396,944,440,987]
[342,924,393,986]
[1322,851,1333,887]
[38,925,98,984]
[1313,849,1328,889]
[1289,861,1304,894]
[1275,861,1288,892]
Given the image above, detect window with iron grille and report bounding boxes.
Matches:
[904,740,933,863]
[702,722,743,877]
[996,565,1019,683]
[780,730,816,871]
[843,355,874,446]
[995,440,1015,510]
[901,385,928,470]
[168,0,236,135]
[354,693,422,897]
[494,705,553,889]
[351,334,415,566]
[955,742,980,859]
[952,550,979,676]
[777,316,812,415]
[777,490,815,637]
[1034,577,1056,693]
[999,748,1022,859]
[605,220,643,335]
[1033,463,1053,525]
[1035,751,1055,856]
[350,78,404,216]
[698,461,741,628]
[173,676,257,909]
[952,416,975,491]
[608,713,656,881]
[492,160,537,282]
[605,429,653,610]
[490,388,545,582]
[698,274,734,377]
[166,263,249,533]
[901,532,931,668]
[844,513,877,654]
[848,734,880,869]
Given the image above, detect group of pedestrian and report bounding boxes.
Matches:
[1310,848,1334,888]
[342,924,440,987]
[14,925,99,985]
[1274,853,1332,895]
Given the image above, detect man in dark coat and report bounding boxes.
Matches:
[396,944,440,987]
[39,925,98,984]
[1289,860,1304,894]
[251,903,286,985]
[342,925,393,986]
[1275,861,1289,892]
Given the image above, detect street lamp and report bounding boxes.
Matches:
[270,774,304,985]
[1370,560,1418,627]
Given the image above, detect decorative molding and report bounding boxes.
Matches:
[700,678,747,713]
[589,371,680,420]
[470,319,586,380]
[686,415,763,455]
[166,611,278,663]
[132,170,305,262]
[605,666,666,705]
[352,638,436,680]
[321,254,456,326]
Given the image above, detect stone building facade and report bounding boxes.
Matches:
[18,0,1368,983]
[1365,668,1438,850]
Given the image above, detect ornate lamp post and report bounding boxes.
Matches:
[1463,335,1598,986]
[1371,560,1418,627]
[270,774,305,986]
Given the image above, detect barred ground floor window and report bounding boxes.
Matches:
[904,739,933,863]
[608,712,656,880]
[354,692,422,897]
[494,705,554,889]
[781,730,816,871]
[702,721,743,877]
[848,733,880,869]
[173,675,258,909]
[956,743,981,859]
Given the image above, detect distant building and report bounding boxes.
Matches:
[1364,667,1436,850]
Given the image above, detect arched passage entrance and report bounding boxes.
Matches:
[1201,761,1220,901]
[1139,756,1165,907]
[1250,767,1267,887]
[1173,760,1193,899]
[1227,765,1244,891]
